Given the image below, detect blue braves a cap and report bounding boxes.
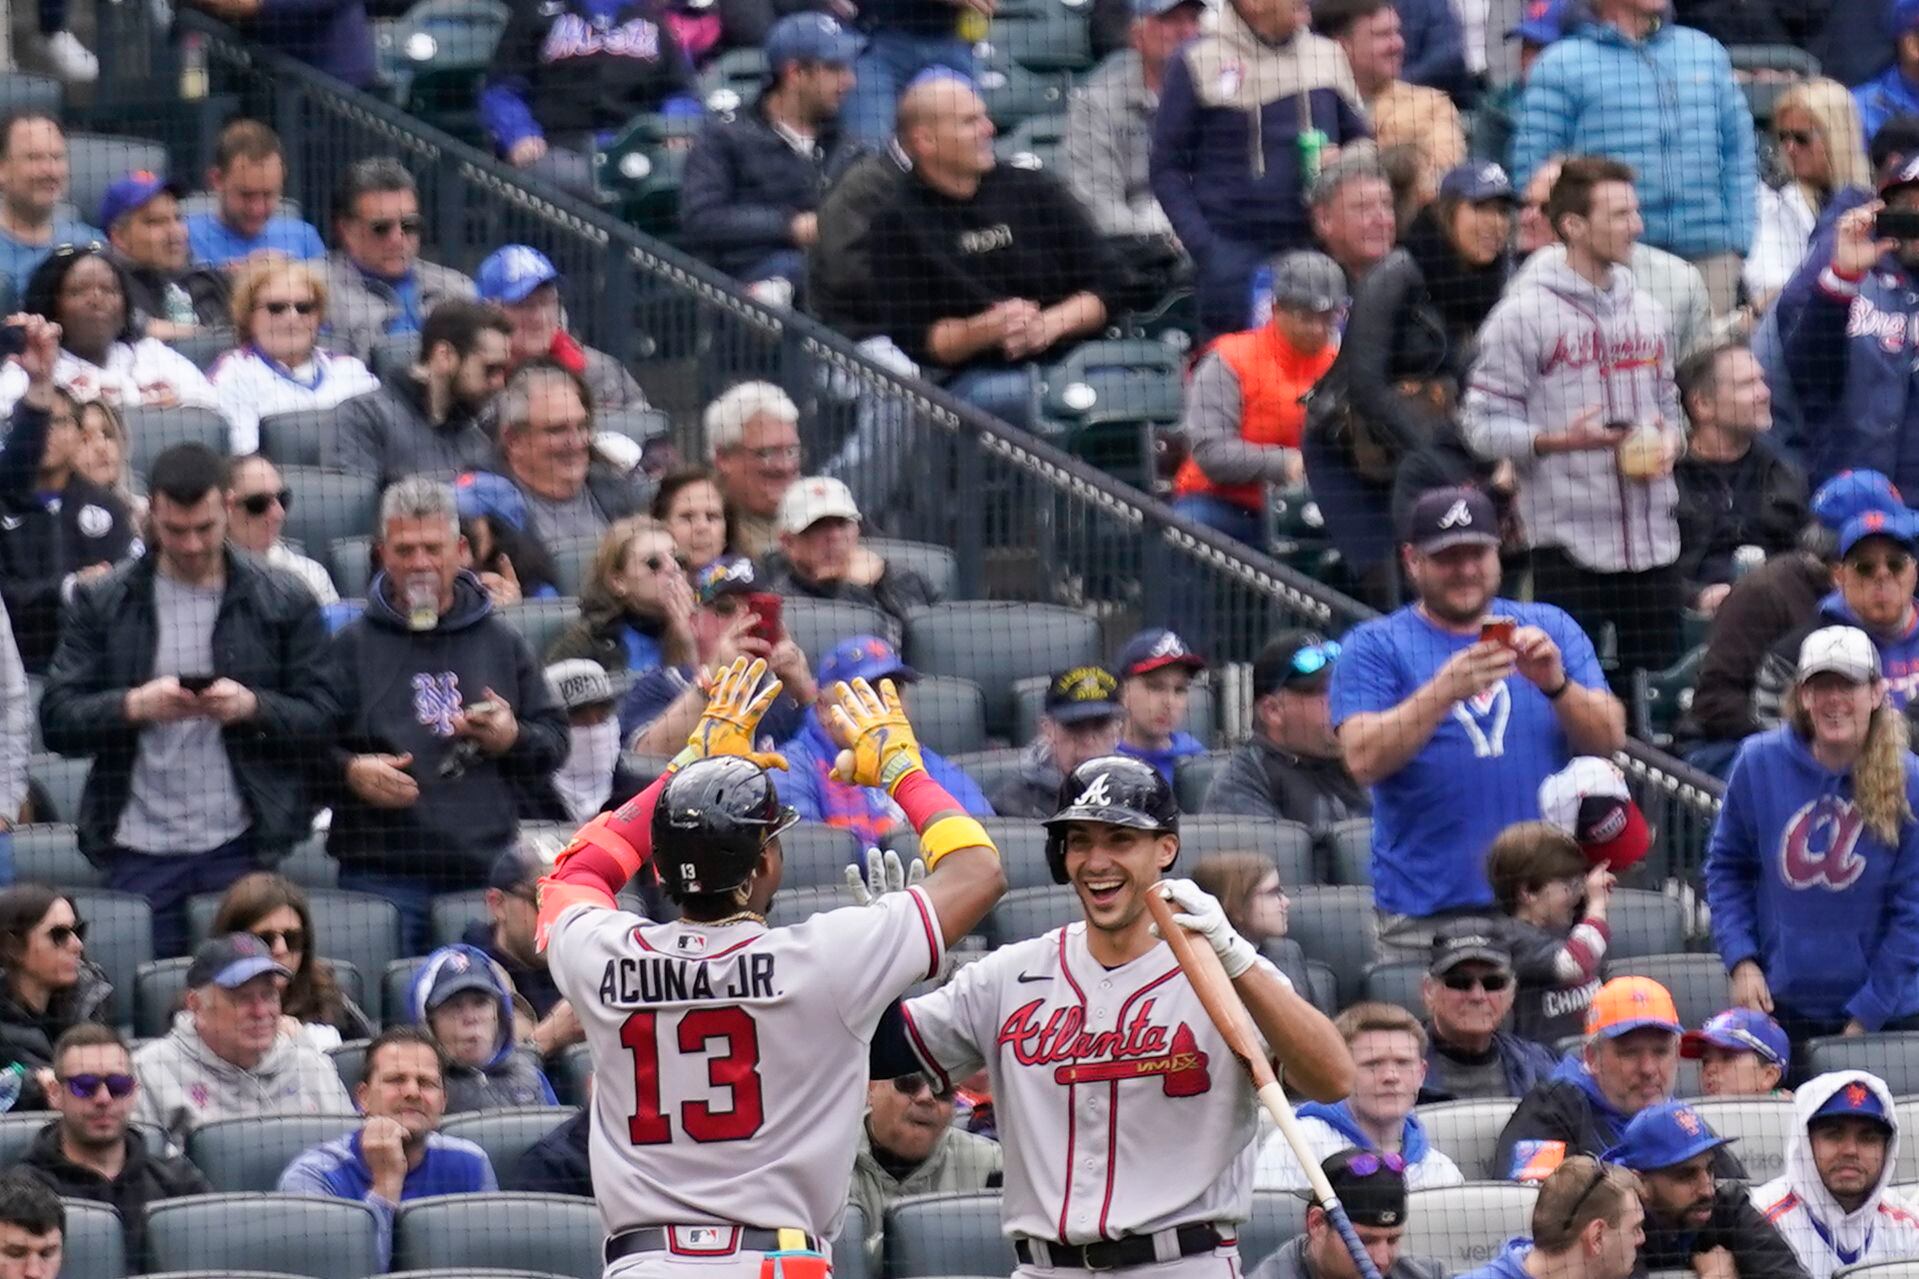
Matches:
[1812,1077,1893,1128]
[475,244,560,305]
[818,634,917,689]
[186,932,291,990]
[1812,470,1904,533]
[1602,1101,1734,1172]
[1114,628,1207,679]
[1681,1008,1790,1069]
[98,170,183,231]
[1507,0,1570,42]
[1439,162,1516,204]
[1839,505,1919,558]
[765,12,862,69]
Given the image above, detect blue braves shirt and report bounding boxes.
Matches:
[1329,599,1606,916]
[186,212,327,267]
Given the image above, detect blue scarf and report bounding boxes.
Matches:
[1295,1099,1432,1163]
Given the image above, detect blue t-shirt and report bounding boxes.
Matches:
[186,212,327,268]
[1329,599,1606,917]
[0,219,105,293]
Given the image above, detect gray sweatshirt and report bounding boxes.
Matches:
[1064,51,1177,243]
[1462,254,1682,574]
[133,1012,355,1148]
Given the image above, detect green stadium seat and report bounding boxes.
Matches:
[779,597,901,660]
[1690,1096,1796,1184]
[986,0,1093,72]
[1036,340,1185,488]
[994,112,1067,172]
[1806,1033,1919,1097]
[1631,645,1706,750]
[697,47,768,114]
[908,675,988,756]
[773,822,861,888]
[1361,958,1426,1015]
[985,884,1078,946]
[944,748,1026,806]
[330,535,375,599]
[1285,885,1378,1008]
[29,752,88,825]
[1605,888,1689,959]
[328,1039,370,1092]
[1605,952,1731,1028]
[594,115,699,237]
[765,885,849,929]
[1176,749,1229,812]
[864,537,959,600]
[1179,815,1315,884]
[64,134,168,233]
[500,599,580,661]
[390,0,511,142]
[976,52,1071,130]
[970,818,1052,891]
[65,888,152,1005]
[1325,818,1372,887]
[1400,1184,1538,1273]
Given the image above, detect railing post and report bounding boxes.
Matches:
[953,429,985,601]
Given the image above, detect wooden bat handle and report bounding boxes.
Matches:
[1143,885,1276,1089]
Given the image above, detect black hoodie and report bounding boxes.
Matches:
[318,569,569,883]
[18,1120,210,1259]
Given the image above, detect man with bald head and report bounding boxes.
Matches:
[860,73,1118,427]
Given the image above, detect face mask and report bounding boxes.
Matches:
[556,717,620,823]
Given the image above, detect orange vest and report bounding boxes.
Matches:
[1173,322,1337,513]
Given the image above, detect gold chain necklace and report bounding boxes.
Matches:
[700,911,766,927]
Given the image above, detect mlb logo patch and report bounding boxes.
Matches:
[676,933,709,955]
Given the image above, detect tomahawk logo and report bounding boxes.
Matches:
[1438,498,1473,529]
[1078,773,1113,808]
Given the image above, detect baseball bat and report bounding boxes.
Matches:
[1144,887,1383,1279]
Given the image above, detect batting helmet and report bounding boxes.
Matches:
[651,757,798,900]
[1041,755,1179,884]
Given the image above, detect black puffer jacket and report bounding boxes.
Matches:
[0,960,113,1111]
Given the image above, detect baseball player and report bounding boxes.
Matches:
[874,755,1354,1276]
[536,656,1007,1279]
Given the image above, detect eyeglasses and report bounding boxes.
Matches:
[364,216,423,238]
[257,299,317,316]
[1344,1152,1408,1177]
[742,443,801,466]
[1441,971,1512,992]
[1777,129,1818,147]
[237,489,292,516]
[46,921,87,947]
[1848,551,1913,578]
[1289,640,1341,680]
[59,1073,135,1100]
[891,1072,955,1101]
[252,928,306,953]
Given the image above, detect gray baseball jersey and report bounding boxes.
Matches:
[545,887,944,1243]
[901,922,1285,1246]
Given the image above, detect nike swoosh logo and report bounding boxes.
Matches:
[1016,972,1049,983]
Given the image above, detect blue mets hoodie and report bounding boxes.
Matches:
[408,944,559,1114]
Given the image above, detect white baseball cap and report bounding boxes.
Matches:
[776,476,861,536]
[1538,756,1651,871]
[1797,625,1880,684]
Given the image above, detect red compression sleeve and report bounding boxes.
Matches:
[892,766,962,833]
[537,771,673,942]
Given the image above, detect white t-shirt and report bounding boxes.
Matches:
[0,339,224,418]
[209,346,380,454]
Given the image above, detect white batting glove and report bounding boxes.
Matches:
[1153,878,1258,978]
[843,847,926,906]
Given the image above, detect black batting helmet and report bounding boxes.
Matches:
[1042,755,1179,884]
[651,757,798,900]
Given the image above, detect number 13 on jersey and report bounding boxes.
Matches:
[621,1007,767,1144]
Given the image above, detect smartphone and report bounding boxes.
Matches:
[1480,615,1518,647]
[177,674,215,694]
[743,592,783,646]
[463,699,500,718]
[1878,209,1919,240]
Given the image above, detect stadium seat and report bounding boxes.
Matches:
[1399,1183,1538,1272]
[780,597,900,661]
[886,1191,1016,1278]
[1605,953,1731,1029]
[1806,1033,1919,1098]
[278,468,380,566]
[766,885,849,929]
[897,674,984,757]
[908,604,1101,739]
[1038,340,1185,487]
[545,534,599,598]
[0,73,61,115]
[986,884,1079,946]
[1240,1190,1312,1269]
[1324,819,1373,887]
[122,406,230,478]
[1728,44,1819,124]
[167,331,234,372]
[187,889,400,1019]
[142,1272,320,1278]
[389,0,511,141]
[501,598,582,660]
[14,822,101,888]
[1835,1265,1919,1279]
[553,1041,592,1107]
[329,1039,370,1091]
[591,114,698,236]
[865,538,959,600]
[383,957,429,1028]
[380,1272,570,1278]
[597,406,671,450]
[976,51,1071,131]
[331,535,375,599]
[1605,889,1690,959]
[280,833,340,890]
[430,889,489,949]
[442,1107,578,1178]
[697,46,769,112]
[1011,672,1214,747]
[836,1203,871,1279]
[1174,750,1227,813]
[369,333,423,379]
[137,956,365,1038]
[145,1193,382,1278]
[1690,1096,1795,1183]
[994,112,1068,172]
[0,1115,45,1167]
[972,817,1053,891]
[66,888,152,1004]
[1304,960,1338,1015]
[1361,959,1426,1015]
[391,1192,602,1278]
[1285,886,1378,1007]
[944,748,1025,806]
[775,823,861,889]
[28,752,87,825]
[1179,816,1316,885]
[1630,646,1706,750]
[1418,1098,1519,1181]
[65,133,169,231]
[259,408,339,468]
[188,1113,361,1191]
[990,0,1094,70]
[60,1197,125,1279]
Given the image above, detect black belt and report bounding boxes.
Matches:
[1016,1225,1226,1270]
[606,1226,825,1265]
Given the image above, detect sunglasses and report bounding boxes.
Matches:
[1848,552,1913,578]
[1777,129,1817,147]
[252,928,306,952]
[47,921,87,946]
[1289,640,1341,680]
[238,489,292,516]
[891,1073,955,1101]
[257,299,317,316]
[1441,971,1511,992]
[1344,1152,1408,1177]
[61,1072,135,1100]
[635,553,670,574]
[365,216,423,238]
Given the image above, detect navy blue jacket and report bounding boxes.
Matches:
[680,94,864,278]
[1396,0,1469,96]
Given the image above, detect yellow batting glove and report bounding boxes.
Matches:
[825,677,925,791]
[669,655,789,773]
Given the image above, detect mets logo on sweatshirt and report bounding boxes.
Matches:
[412,672,462,737]
[1777,794,1868,890]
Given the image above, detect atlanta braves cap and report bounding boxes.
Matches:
[1406,486,1499,553]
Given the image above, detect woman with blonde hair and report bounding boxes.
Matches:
[209,256,377,454]
[1747,79,1874,306]
[1706,625,1919,1045]
[1190,850,1311,994]
[546,515,695,675]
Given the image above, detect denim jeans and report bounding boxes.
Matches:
[844,29,976,146]
[947,366,1037,429]
[1171,493,1263,549]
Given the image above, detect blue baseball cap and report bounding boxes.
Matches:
[1681,1008,1790,1069]
[98,170,183,231]
[1811,1077,1892,1128]
[765,12,861,70]
[694,554,760,605]
[818,634,917,689]
[1439,162,1516,204]
[185,932,292,990]
[1114,628,1207,679]
[1602,1101,1734,1172]
[475,244,560,305]
[1839,505,1919,558]
[1812,470,1904,533]
[1888,0,1919,38]
[1506,0,1570,43]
